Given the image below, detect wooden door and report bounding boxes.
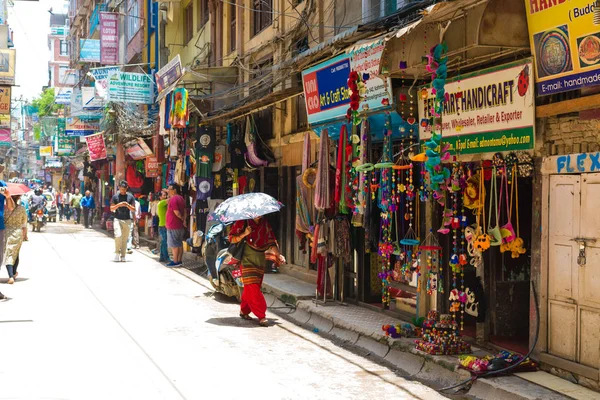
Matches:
[548,174,600,368]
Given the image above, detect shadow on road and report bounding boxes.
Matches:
[206,317,281,328]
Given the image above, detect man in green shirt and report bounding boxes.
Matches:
[156,189,169,263]
[70,188,83,224]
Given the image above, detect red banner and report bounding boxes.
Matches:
[100,12,119,65]
[145,156,160,178]
[85,132,107,161]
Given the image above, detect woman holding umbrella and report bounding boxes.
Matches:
[215,193,285,326]
[229,216,281,326]
[4,192,27,284]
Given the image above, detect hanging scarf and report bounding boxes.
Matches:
[302,132,311,173]
[169,88,189,129]
[334,125,347,207]
[314,130,331,211]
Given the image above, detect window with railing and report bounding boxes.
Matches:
[59,40,69,56]
[252,0,272,36]
[127,0,140,42]
[230,2,236,52]
[198,0,208,29]
[184,3,194,43]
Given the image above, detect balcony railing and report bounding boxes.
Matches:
[89,4,106,37]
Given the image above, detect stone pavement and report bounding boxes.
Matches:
[0,221,449,400]
[111,225,589,399]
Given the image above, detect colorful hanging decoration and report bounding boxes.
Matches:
[420,229,443,295]
[422,43,450,201]
[346,71,368,125]
[415,311,472,355]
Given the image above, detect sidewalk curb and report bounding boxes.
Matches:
[127,241,572,400]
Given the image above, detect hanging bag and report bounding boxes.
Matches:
[487,167,502,246]
[227,221,247,263]
[500,166,516,245]
[474,170,492,252]
[508,165,527,258]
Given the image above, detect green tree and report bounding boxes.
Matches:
[31,88,63,117]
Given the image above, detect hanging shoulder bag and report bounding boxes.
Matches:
[227,222,247,263]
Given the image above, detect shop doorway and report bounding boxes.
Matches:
[548,174,600,369]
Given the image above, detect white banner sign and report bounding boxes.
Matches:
[82,87,104,110]
[417,60,535,154]
[90,66,121,99]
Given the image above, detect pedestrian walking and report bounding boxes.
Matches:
[127,196,141,252]
[62,190,71,221]
[149,193,158,239]
[81,190,96,228]
[19,196,28,241]
[56,191,64,221]
[71,189,83,224]
[228,216,281,326]
[156,189,169,263]
[0,183,14,300]
[166,184,186,267]
[110,181,136,262]
[4,194,27,284]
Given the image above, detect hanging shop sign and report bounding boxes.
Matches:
[155,54,183,102]
[44,156,62,168]
[0,115,9,129]
[39,146,53,157]
[524,1,600,95]
[0,86,9,115]
[0,49,16,85]
[145,155,160,177]
[50,26,68,36]
[126,143,146,160]
[0,128,9,146]
[301,38,392,126]
[418,59,535,155]
[79,39,101,63]
[99,12,119,65]
[108,72,154,104]
[85,132,107,161]
[90,66,120,99]
[56,135,76,156]
[65,117,99,136]
[81,86,104,110]
[55,87,72,105]
[542,152,600,174]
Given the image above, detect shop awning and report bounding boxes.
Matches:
[194,87,302,123]
[383,0,530,79]
[155,66,239,103]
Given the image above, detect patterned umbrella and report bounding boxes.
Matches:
[7,183,32,196]
[208,192,283,224]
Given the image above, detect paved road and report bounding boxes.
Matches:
[0,222,446,400]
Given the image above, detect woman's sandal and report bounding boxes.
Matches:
[258,318,269,327]
[239,313,252,320]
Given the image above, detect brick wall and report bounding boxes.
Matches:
[540,116,600,156]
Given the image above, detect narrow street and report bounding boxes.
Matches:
[0,222,445,400]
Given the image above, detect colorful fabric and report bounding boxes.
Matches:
[229,217,277,251]
[169,88,189,128]
[166,194,185,230]
[239,245,266,286]
[240,282,267,319]
[157,199,168,227]
[3,204,26,265]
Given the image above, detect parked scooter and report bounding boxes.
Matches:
[202,222,244,301]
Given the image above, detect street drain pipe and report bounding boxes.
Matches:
[438,281,540,394]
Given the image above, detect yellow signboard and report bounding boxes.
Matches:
[39,146,53,157]
[524,0,600,95]
[0,86,10,115]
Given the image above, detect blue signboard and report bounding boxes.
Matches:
[301,38,392,126]
[80,39,100,62]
